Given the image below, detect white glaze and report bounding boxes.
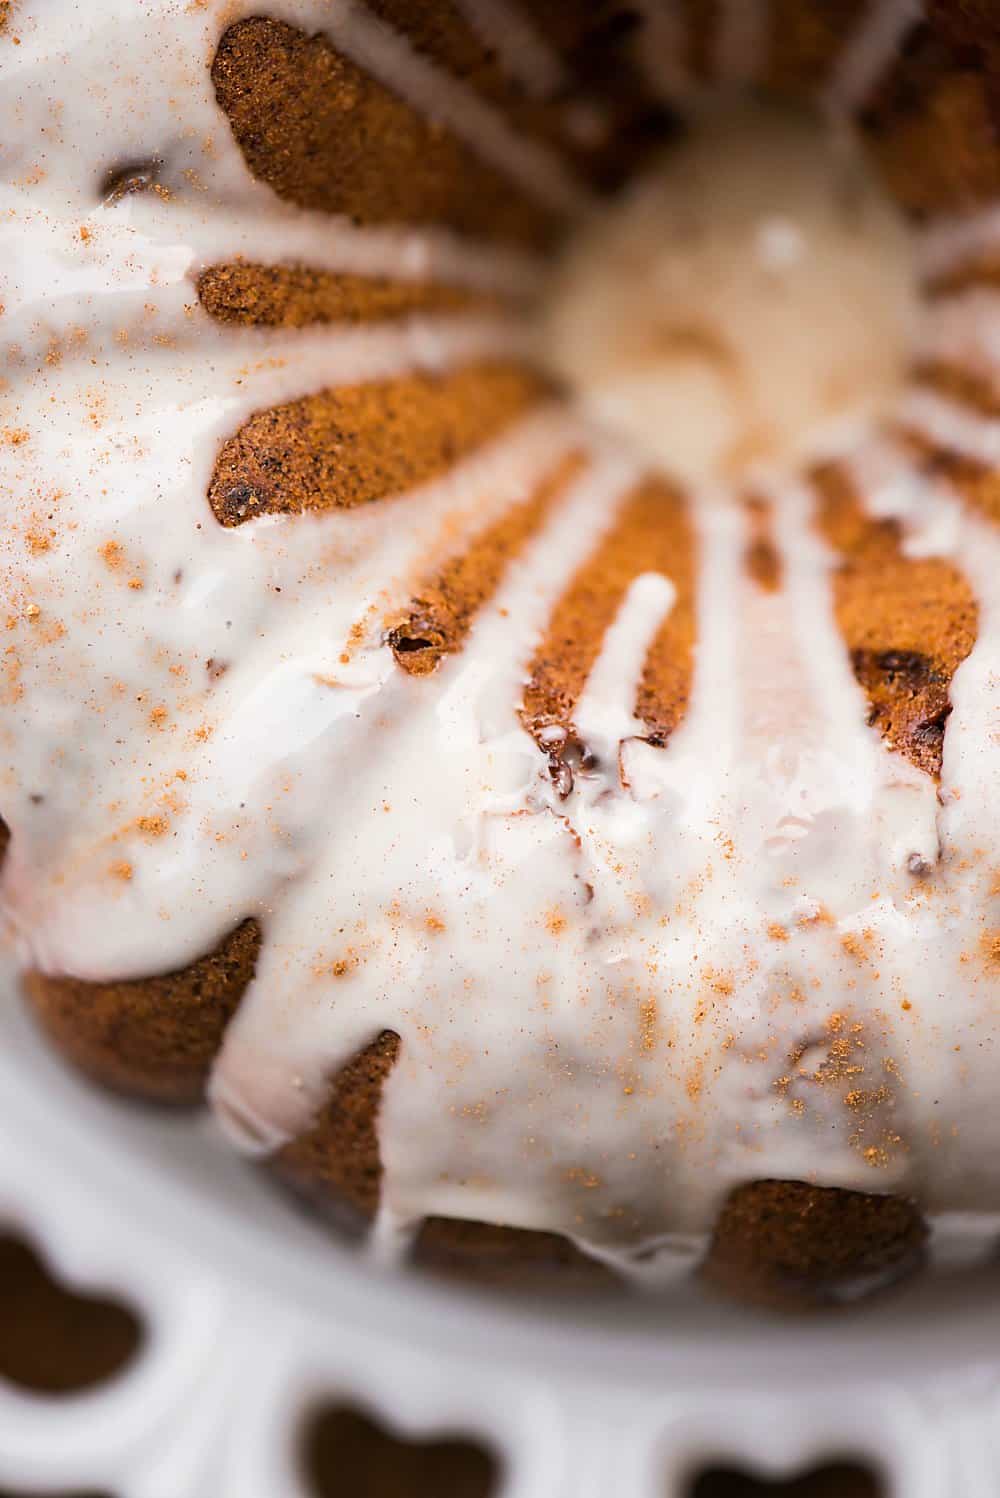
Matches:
[4,0,1000,1283]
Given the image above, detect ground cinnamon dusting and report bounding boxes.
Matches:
[981,930,1000,970]
[197,263,494,328]
[212,17,562,248]
[638,996,658,1052]
[387,453,584,674]
[812,462,978,778]
[208,361,553,525]
[521,477,697,746]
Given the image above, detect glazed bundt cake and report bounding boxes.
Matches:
[3,0,1000,1307]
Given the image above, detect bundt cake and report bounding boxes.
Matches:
[3,0,1000,1308]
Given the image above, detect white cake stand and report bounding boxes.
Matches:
[2,974,1000,1498]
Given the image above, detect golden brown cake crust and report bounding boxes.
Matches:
[362,0,667,193]
[197,263,494,329]
[208,362,553,525]
[701,1179,928,1310]
[277,1030,400,1221]
[387,452,586,675]
[412,1216,614,1289]
[813,464,979,780]
[23,920,261,1104]
[521,478,697,749]
[371,0,676,193]
[863,23,1000,216]
[212,17,563,248]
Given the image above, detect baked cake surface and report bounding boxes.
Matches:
[3,0,1000,1303]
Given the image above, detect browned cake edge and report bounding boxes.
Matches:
[700,1179,928,1310]
[23,920,261,1104]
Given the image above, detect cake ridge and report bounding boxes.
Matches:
[269,0,594,216]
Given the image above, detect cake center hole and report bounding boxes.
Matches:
[541,100,920,486]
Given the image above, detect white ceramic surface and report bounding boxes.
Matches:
[3,964,1000,1498]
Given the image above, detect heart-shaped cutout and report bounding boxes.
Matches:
[0,1229,143,1395]
[300,1403,499,1498]
[689,1461,884,1498]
